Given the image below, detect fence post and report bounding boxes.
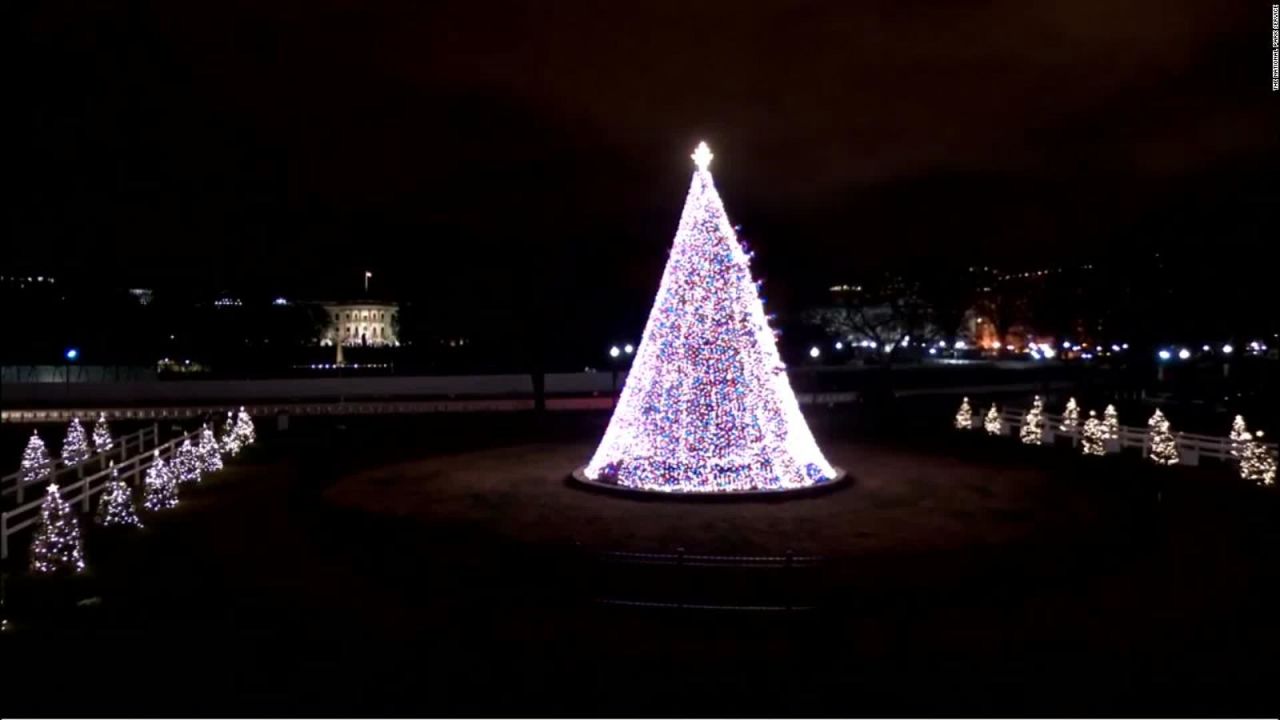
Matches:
[676,546,686,610]
[79,464,90,512]
[785,549,794,611]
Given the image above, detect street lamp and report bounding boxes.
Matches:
[64,347,79,398]
[623,344,634,355]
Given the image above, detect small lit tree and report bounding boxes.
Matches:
[173,438,202,485]
[1020,396,1045,445]
[92,413,114,453]
[61,418,91,466]
[955,397,973,430]
[1081,411,1106,455]
[198,423,223,473]
[1239,430,1276,486]
[220,411,242,457]
[141,451,179,511]
[1147,409,1179,466]
[1229,415,1249,459]
[20,431,54,486]
[1102,405,1120,440]
[1060,398,1080,433]
[96,463,142,528]
[984,404,1002,435]
[234,406,256,446]
[30,483,86,574]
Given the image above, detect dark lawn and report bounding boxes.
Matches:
[2,408,1277,716]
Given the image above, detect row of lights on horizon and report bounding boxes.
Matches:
[805,338,1273,362]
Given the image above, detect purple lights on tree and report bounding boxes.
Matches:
[583,143,836,493]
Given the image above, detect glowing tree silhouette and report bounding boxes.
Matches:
[92,413,114,453]
[954,397,973,430]
[582,142,836,493]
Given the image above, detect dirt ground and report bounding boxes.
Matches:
[3,410,1278,716]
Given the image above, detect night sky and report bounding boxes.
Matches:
[10,0,1278,340]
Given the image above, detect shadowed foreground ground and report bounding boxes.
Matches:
[3,410,1278,716]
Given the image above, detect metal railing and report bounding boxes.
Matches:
[1,424,161,506]
[1,424,198,560]
[976,409,1276,466]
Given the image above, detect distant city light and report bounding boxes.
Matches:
[624,344,634,355]
[1041,347,1056,359]
[64,348,79,361]
[834,341,843,350]
[809,346,821,359]
[1178,348,1191,360]
[954,340,966,349]
[1222,344,1234,354]
[1158,350,1172,360]
[1201,344,1211,352]
[609,346,621,358]
[928,348,938,355]
[1111,344,1120,352]
[272,297,289,306]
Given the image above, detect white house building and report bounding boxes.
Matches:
[321,302,399,347]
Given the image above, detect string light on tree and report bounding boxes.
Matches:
[30,483,86,574]
[1020,396,1045,445]
[141,451,179,511]
[92,413,113,453]
[984,404,1002,435]
[581,142,837,492]
[234,406,256,447]
[1081,411,1106,455]
[96,463,142,528]
[954,397,973,430]
[1147,409,1180,466]
[1060,398,1080,433]
[61,418,91,466]
[1229,415,1249,459]
[21,430,54,486]
[1239,430,1276,485]
[1102,405,1120,441]
[198,423,223,473]
[173,439,202,485]
[220,411,242,457]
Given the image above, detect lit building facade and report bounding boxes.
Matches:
[321,302,399,347]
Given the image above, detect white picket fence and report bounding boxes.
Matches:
[1,424,161,506]
[0,425,200,560]
[975,408,1277,466]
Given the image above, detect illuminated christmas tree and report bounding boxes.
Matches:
[141,451,178,511]
[96,463,142,528]
[92,413,113,453]
[1081,411,1106,455]
[173,438,202,485]
[198,423,223,473]
[954,397,973,430]
[582,142,836,492]
[984,404,1002,435]
[1229,415,1248,458]
[220,411,242,457]
[234,406,256,446]
[1147,410,1179,466]
[61,418,91,466]
[1060,398,1080,433]
[30,483,86,574]
[1239,430,1276,486]
[1102,404,1120,440]
[20,431,54,486]
[1020,396,1045,445]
